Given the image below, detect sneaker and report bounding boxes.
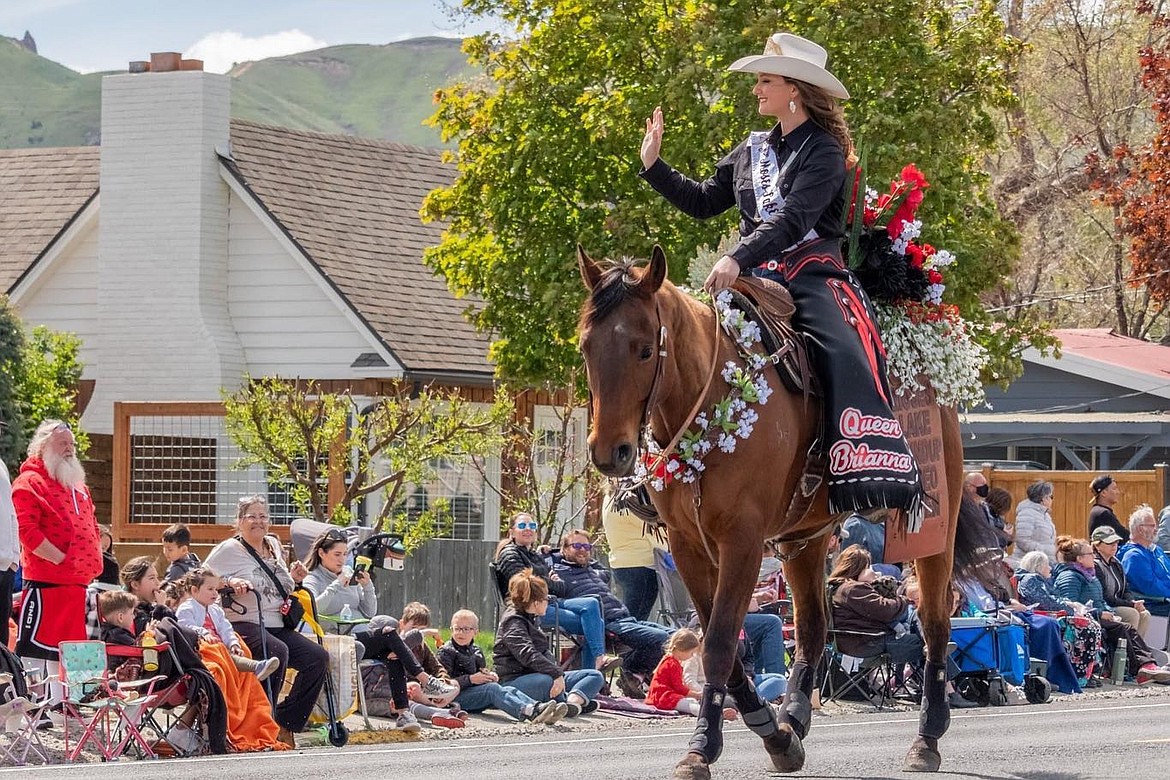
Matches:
[394,711,422,733]
[530,700,568,724]
[430,713,465,729]
[564,701,583,718]
[448,707,469,722]
[420,676,457,700]
[276,726,297,748]
[580,699,600,715]
[255,657,281,683]
[1136,664,1170,684]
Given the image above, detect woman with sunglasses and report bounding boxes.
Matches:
[494,513,618,670]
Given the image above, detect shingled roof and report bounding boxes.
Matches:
[224,120,491,378]
[0,146,99,292]
[0,123,492,379]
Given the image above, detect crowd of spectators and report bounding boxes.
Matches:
[9,418,1170,761]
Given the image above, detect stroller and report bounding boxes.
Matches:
[289,518,406,574]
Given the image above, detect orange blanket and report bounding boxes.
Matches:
[199,641,288,752]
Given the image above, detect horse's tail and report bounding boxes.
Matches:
[951,496,1009,588]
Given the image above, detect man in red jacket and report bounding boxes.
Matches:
[12,420,101,675]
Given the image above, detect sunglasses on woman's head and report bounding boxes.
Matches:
[515,521,538,530]
[324,528,347,541]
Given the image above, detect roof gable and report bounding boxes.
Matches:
[0,146,99,292]
[224,120,491,378]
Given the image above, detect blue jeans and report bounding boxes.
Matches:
[754,673,787,702]
[744,612,787,675]
[612,566,659,622]
[607,616,671,675]
[453,681,537,721]
[506,669,605,704]
[543,598,606,667]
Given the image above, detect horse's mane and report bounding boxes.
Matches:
[580,256,656,327]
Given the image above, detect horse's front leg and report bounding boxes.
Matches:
[764,532,831,773]
[669,530,758,780]
[904,550,954,773]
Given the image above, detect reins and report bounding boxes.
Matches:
[633,293,724,568]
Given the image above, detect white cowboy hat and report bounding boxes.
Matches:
[728,32,850,100]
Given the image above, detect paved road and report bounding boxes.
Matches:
[11,697,1170,778]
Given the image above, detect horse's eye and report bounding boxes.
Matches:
[639,345,654,361]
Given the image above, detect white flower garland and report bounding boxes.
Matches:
[874,303,989,409]
[635,290,774,492]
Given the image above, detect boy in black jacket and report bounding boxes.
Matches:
[436,609,566,724]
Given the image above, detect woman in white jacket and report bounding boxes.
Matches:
[1013,480,1057,564]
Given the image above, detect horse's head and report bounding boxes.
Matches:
[577,244,668,477]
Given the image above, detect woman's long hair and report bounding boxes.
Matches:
[791,78,855,165]
[827,545,871,585]
[304,531,346,571]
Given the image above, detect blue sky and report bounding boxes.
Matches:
[1,0,507,73]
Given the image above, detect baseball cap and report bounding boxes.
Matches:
[1090,526,1122,545]
[1090,474,1114,494]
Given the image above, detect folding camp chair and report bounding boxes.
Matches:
[0,672,50,766]
[130,640,210,758]
[652,548,693,629]
[818,583,901,709]
[58,640,167,761]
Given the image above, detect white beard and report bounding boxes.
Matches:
[43,450,86,489]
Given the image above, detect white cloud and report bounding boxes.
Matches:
[186,29,328,74]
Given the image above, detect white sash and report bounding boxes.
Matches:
[748,131,819,251]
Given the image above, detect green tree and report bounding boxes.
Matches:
[17,325,87,454]
[0,297,27,473]
[425,0,1039,385]
[223,377,513,550]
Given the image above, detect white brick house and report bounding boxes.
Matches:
[0,67,586,546]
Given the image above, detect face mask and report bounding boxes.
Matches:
[975,484,990,498]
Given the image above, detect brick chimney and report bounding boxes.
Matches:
[84,68,245,432]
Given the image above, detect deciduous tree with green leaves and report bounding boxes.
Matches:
[425,0,1046,386]
[223,377,513,550]
[0,297,26,473]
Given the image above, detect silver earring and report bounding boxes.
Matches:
[788,99,797,114]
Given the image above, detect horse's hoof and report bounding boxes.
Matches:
[672,752,711,780]
[903,744,941,772]
[763,722,805,773]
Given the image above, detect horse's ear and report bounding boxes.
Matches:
[578,244,602,291]
[644,245,667,293]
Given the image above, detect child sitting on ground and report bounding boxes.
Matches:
[161,523,201,583]
[174,567,280,682]
[397,601,465,729]
[646,628,736,720]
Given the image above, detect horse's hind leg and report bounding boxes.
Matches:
[904,550,953,772]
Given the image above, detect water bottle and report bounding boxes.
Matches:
[1111,638,1127,684]
[140,628,159,672]
[339,603,353,622]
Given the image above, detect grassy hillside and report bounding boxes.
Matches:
[0,37,475,149]
[0,37,104,147]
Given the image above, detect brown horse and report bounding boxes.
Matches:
[578,245,985,778]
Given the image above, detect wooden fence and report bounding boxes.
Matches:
[983,464,1169,541]
[370,539,500,626]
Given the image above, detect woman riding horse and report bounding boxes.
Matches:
[639,32,924,522]
[579,30,989,780]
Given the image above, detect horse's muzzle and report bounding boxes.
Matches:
[591,442,636,477]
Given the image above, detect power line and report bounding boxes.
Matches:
[985,270,1170,313]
